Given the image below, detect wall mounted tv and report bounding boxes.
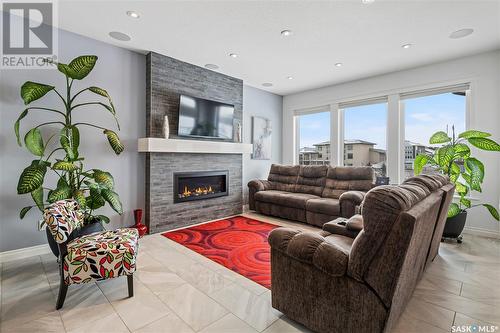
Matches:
[178,95,234,140]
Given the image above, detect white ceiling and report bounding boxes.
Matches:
[57,0,500,95]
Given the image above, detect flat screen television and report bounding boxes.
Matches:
[178,95,234,140]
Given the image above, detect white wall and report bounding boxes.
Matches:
[0,29,146,252]
[243,85,283,204]
[283,50,500,235]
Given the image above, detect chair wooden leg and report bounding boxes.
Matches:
[127,275,134,298]
[56,280,68,310]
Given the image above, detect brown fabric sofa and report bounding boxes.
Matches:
[248,164,374,226]
[268,174,454,333]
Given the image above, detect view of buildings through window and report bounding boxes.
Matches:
[343,103,387,176]
[403,91,466,179]
[298,92,466,181]
[298,111,331,165]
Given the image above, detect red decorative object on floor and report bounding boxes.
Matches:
[162,216,279,289]
[133,209,148,237]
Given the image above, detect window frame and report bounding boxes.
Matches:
[293,82,471,184]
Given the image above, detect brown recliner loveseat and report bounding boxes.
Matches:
[248,164,374,226]
[268,174,455,333]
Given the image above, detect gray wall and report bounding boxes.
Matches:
[0,29,146,252]
[242,85,283,204]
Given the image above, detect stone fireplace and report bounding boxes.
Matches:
[173,170,228,203]
[143,52,248,233]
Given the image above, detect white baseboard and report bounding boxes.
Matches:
[0,244,51,263]
[463,226,500,239]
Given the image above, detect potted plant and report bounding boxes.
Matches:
[414,126,500,242]
[14,55,125,256]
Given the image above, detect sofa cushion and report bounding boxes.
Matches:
[322,166,374,199]
[254,190,319,209]
[295,165,327,196]
[306,198,340,216]
[267,164,299,192]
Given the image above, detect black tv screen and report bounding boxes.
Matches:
[178,95,234,140]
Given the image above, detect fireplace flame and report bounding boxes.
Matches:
[180,185,215,198]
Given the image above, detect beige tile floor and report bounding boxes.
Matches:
[1,212,499,333]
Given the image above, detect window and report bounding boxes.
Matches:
[298,111,331,165]
[403,91,466,179]
[342,103,387,177]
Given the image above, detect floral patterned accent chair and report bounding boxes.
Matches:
[44,199,139,309]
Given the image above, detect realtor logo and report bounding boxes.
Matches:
[1,0,58,68]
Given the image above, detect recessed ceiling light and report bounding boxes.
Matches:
[262,83,273,87]
[204,64,219,70]
[449,28,474,39]
[126,11,140,19]
[281,29,293,37]
[229,53,238,58]
[361,0,375,3]
[334,63,343,67]
[401,43,412,49]
[109,31,131,41]
[287,76,293,80]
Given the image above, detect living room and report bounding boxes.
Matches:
[0,1,499,332]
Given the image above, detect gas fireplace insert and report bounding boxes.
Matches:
[173,170,229,203]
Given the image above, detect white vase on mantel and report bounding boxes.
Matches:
[163,115,170,139]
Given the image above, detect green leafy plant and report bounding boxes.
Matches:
[15,55,124,225]
[414,126,500,221]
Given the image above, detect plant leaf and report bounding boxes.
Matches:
[483,204,500,221]
[17,161,47,194]
[450,162,461,176]
[92,169,115,189]
[447,203,461,218]
[460,197,471,208]
[47,180,72,203]
[31,186,44,212]
[453,143,471,159]
[101,189,123,214]
[58,55,97,80]
[14,109,29,146]
[24,128,45,156]
[60,126,80,160]
[87,184,105,209]
[20,81,54,105]
[465,158,484,192]
[413,154,430,175]
[88,87,120,130]
[458,130,491,139]
[95,215,110,224]
[103,130,124,155]
[20,206,32,219]
[73,190,86,209]
[468,137,500,151]
[437,146,455,170]
[52,160,77,171]
[455,182,468,195]
[429,131,451,144]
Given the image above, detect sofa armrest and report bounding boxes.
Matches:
[339,190,366,218]
[247,179,272,210]
[268,227,348,277]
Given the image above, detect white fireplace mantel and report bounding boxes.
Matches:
[138,138,253,154]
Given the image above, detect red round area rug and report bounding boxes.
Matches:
[161,216,279,289]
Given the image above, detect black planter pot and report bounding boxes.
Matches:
[46,220,105,257]
[442,211,467,243]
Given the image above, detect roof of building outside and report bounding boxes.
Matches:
[370,148,387,154]
[312,139,377,146]
[299,147,318,153]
